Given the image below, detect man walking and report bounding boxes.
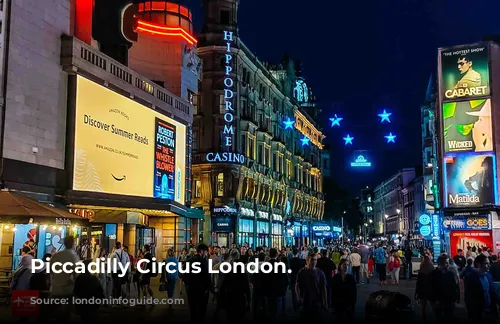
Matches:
[295,251,327,321]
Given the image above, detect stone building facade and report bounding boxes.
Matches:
[192,0,325,249]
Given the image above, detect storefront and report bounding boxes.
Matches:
[212,216,235,248]
[311,223,332,247]
[443,212,492,257]
[0,190,88,270]
[271,214,283,249]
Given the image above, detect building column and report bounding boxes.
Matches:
[117,224,124,245]
[123,224,136,256]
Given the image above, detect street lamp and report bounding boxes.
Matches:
[384,214,389,237]
[364,223,368,244]
[396,209,401,214]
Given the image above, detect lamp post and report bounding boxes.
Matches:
[341,210,346,244]
[384,214,389,237]
[364,223,368,244]
[396,208,401,235]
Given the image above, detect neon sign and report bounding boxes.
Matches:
[293,78,309,103]
[329,114,343,127]
[378,109,392,123]
[343,134,354,145]
[283,117,295,129]
[205,30,244,165]
[385,132,396,143]
[300,136,310,146]
[351,155,371,167]
[432,214,440,238]
[419,214,431,225]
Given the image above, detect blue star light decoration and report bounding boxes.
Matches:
[300,136,310,146]
[283,117,295,129]
[378,109,392,123]
[329,114,343,127]
[385,132,396,143]
[343,134,354,145]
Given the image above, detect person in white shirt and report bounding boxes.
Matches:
[349,248,362,284]
[50,236,79,319]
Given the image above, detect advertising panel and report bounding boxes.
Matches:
[444,153,497,207]
[153,118,176,199]
[440,44,490,101]
[450,231,493,257]
[73,76,186,204]
[443,215,491,231]
[442,99,493,153]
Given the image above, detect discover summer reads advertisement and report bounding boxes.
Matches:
[73,76,186,203]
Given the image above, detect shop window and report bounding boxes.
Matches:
[217,173,224,197]
[194,180,202,198]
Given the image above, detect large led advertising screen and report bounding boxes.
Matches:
[450,231,493,257]
[442,99,493,153]
[440,44,490,101]
[73,76,186,204]
[444,153,497,208]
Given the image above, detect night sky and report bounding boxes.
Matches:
[182,0,500,196]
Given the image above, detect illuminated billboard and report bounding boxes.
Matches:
[442,99,493,153]
[440,44,490,101]
[73,75,186,204]
[444,153,497,208]
[450,231,492,257]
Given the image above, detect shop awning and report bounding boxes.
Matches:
[0,191,88,225]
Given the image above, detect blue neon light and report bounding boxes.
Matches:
[351,155,371,167]
[420,225,431,236]
[300,136,310,146]
[385,133,396,143]
[432,214,440,238]
[378,109,392,123]
[329,114,343,127]
[343,134,354,145]
[283,117,295,129]
[419,214,431,226]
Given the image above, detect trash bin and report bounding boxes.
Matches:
[365,290,413,320]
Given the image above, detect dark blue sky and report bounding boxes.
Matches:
[182,0,500,196]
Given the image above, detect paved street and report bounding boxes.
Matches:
[0,274,469,322]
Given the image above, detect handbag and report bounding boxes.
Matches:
[159,281,167,292]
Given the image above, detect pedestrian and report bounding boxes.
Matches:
[49,236,79,319]
[161,248,179,308]
[295,251,327,321]
[453,249,466,272]
[429,255,460,320]
[110,242,131,301]
[316,248,335,306]
[73,259,105,321]
[219,249,251,320]
[250,252,267,320]
[389,251,401,285]
[262,248,288,319]
[289,247,306,312]
[139,244,154,299]
[359,244,370,284]
[374,243,388,286]
[464,254,498,320]
[183,243,211,323]
[349,248,361,284]
[331,258,357,320]
[415,255,434,320]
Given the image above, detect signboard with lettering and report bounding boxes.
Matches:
[312,225,331,232]
[212,217,234,232]
[432,214,440,238]
[205,30,245,165]
[442,216,491,230]
[212,206,237,214]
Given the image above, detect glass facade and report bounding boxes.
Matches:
[272,223,283,249]
[238,219,254,248]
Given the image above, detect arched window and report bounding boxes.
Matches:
[217,173,224,197]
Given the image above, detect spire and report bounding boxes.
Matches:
[424,73,436,103]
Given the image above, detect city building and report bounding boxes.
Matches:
[359,187,374,238]
[402,176,426,243]
[373,168,416,240]
[437,42,500,257]
[0,0,203,268]
[192,0,325,249]
[420,75,440,214]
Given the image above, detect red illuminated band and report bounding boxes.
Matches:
[136,20,197,45]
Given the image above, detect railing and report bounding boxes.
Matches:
[61,35,192,123]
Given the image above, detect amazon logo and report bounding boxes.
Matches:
[111,174,127,181]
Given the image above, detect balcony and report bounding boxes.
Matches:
[60,35,193,124]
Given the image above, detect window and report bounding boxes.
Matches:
[192,130,198,152]
[286,160,292,178]
[194,180,201,198]
[258,144,264,165]
[188,90,198,113]
[240,134,246,155]
[264,146,271,167]
[219,94,225,114]
[216,173,224,197]
[248,136,255,159]
[220,9,230,24]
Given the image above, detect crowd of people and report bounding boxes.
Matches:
[7,236,500,321]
